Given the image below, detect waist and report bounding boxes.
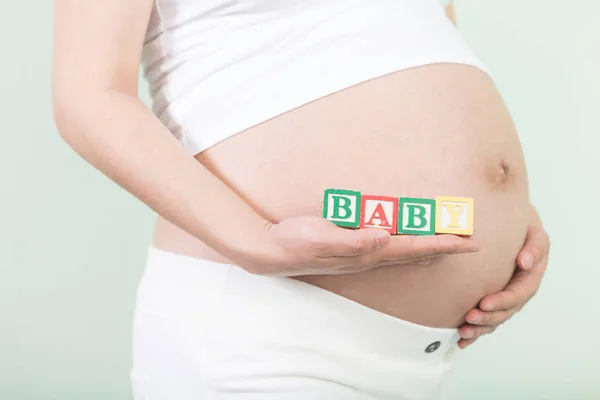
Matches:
[153,63,530,327]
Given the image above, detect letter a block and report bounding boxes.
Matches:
[322,189,361,228]
[435,196,474,236]
[397,197,436,235]
[360,195,398,233]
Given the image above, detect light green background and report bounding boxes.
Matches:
[1,0,599,399]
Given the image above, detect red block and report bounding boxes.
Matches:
[359,195,398,234]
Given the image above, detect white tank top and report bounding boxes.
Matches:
[142,0,488,156]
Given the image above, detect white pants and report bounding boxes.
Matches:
[130,246,461,400]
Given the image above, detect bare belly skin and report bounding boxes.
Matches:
[152,63,530,328]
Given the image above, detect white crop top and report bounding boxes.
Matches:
[142,0,488,156]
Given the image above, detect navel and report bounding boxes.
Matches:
[485,159,514,186]
[498,160,511,183]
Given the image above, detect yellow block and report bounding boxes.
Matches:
[435,196,474,236]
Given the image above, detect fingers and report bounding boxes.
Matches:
[349,235,479,267]
[377,234,479,260]
[465,308,514,326]
[374,252,455,267]
[517,218,550,271]
[459,324,497,340]
[516,203,548,270]
[479,256,547,311]
[326,252,457,274]
[479,286,524,312]
[458,337,478,349]
[319,238,479,270]
[314,223,478,264]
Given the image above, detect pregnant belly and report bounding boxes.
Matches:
[154,63,530,328]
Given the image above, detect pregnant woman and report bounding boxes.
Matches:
[52,0,550,398]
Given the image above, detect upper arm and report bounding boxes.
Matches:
[52,0,154,103]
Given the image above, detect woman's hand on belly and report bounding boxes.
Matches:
[457,204,550,348]
[241,215,479,277]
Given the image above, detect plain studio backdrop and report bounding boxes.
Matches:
[1,1,598,399]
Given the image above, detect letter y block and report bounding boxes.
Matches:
[435,196,474,236]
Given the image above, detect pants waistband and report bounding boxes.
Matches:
[138,245,460,363]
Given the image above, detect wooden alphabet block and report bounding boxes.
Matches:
[435,196,474,236]
[359,195,398,233]
[322,189,361,228]
[397,197,436,235]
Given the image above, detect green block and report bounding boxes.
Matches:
[322,189,361,228]
[397,197,436,235]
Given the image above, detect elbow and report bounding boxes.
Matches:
[51,85,103,146]
[52,82,140,151]
[51,69,101,141]
[52,88,81,142]
[52,99,70,141]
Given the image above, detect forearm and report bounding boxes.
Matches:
[53,89,273,263]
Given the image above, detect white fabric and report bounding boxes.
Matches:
[141,0,488,156]
[130,246,462,399]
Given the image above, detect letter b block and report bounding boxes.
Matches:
[435,196,474,236]
[322,189,361,228]
[397,197,436,235]
[360,195,398,233]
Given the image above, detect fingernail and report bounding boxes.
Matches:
[481,303,495,311]
[463,331,474,339]
[468,315,482,324]
[521,253,534,270]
